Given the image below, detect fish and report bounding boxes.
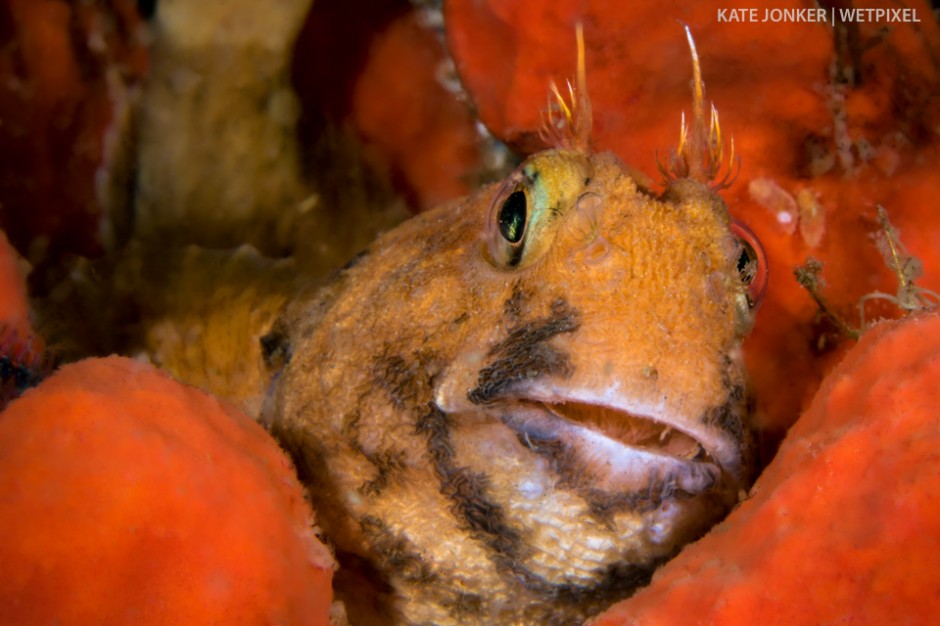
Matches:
[260,25,764,625]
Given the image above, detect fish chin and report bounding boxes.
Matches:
[436,385,743,590]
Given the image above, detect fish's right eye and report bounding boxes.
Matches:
[487,181,531,268]
[498,190,528,245]
[485,150,591,270]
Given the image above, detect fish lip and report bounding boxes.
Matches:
[459,382,744,485]
[483,396,730,501]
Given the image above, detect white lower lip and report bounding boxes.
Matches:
[563,420,720,493]
[495,401,722,497]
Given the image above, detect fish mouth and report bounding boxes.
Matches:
[538,399,713,464]
[473,388,743,498]
[435,367,745,497]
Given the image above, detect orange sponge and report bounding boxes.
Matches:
[0,356,334,625]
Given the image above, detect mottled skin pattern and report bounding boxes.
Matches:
[268,149,755,625]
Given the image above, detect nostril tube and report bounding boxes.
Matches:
[576,191,604,217]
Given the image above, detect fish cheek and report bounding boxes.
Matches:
[468,299,581,405]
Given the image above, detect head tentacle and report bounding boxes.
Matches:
[658,25,739,189]
[538,23,593,154]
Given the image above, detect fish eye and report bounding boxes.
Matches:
[498,190,528,244]
[730,220,767,309]
[484,150,590,270]
[487,180,530,268]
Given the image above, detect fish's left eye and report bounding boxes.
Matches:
[730,220,767,309]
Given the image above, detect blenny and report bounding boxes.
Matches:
[257,26,764,625]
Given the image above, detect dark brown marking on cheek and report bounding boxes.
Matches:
[360,514,438,585]
[372,353,419,410]
[469,298,580,405]
[446,468,526,559]
[372,347,443,411]
[358,450,408,497]
[415,403,455,463]
[339,408,409,498]
[416,404,527,561]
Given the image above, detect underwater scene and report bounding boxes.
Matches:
[1,0,939,624]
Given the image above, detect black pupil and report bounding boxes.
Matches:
[498,191,527,244]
